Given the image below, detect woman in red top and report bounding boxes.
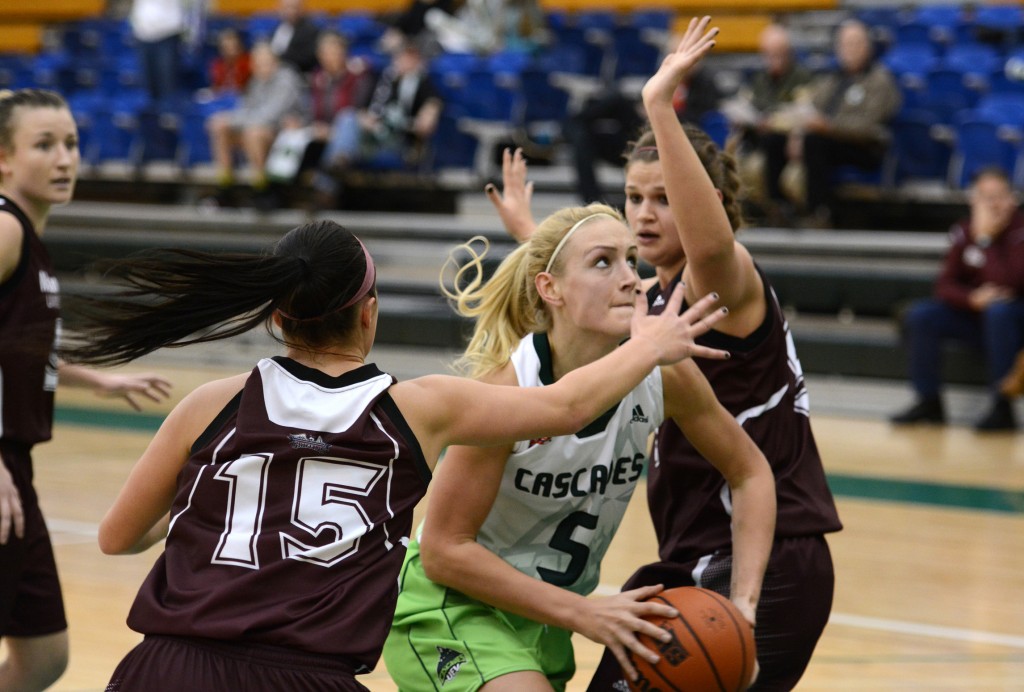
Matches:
[891,166,1024,431]
[209,27,252,95]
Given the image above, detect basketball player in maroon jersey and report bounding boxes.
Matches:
[60,219,732,690]
[0,89,170,691]
[486,19,843,690]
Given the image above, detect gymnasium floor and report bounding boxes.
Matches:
[22,335,1024,691]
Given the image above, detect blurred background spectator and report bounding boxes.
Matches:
[313,38,442,208]
[722,22,812,224]
[762,19,900,227]
[206,40,304,208]
[268,31,374,197]
[207,26,252,96]
[891,167,1024,432]
[130,0,188,103]
[268,0,320,74]
[424,0,549,54]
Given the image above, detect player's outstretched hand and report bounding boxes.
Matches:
[630,284,730,366]
[642,16,719,110]
[93,372,173,412]
[484,147,537,243]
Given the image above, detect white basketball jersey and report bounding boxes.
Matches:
[475,333,664,595]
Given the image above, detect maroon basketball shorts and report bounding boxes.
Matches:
[0,442,67,637]
[106,635,371,691]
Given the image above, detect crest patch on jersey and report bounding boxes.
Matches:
[436,646,466,686]
[287,432,331,452]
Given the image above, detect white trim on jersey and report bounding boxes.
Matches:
[258,358,392,432]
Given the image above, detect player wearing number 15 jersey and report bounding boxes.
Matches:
[61,220,729,691]
[120,356,431,677]
[383,206,776,690]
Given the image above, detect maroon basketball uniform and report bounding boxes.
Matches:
[647,267,842,560]
[0,194,66,637]
[0,194,61,446]
[589,267,842,692]
[121,357,430,681]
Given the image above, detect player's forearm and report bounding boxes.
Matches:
[727,465,776,617]
[421,537,584,630]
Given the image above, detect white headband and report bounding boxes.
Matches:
[544,213,619,273]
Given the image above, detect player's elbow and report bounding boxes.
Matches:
[419,534,464,587]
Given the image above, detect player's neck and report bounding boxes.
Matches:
[285,346,366,376]
[546,326,618,383]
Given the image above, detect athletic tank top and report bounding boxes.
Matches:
[646,267,842,563]
[0,195,60,445]
[127,357,431,671]
[474,333,664,596]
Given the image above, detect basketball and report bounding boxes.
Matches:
[627,587,756,692]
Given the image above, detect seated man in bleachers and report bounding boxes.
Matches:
[312,37,442,208]
[206,41,304,207]
[891,167,1024,432]
[721,22,812,224]
[762,18,900,227]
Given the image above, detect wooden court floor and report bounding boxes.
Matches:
[14,362,1024,691]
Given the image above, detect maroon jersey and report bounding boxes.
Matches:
[0,195,60,446]
[646,267,842,562]
[127,357,430,672]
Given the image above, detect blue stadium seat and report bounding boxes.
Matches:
[948,113,1022,187]
[943,43,1002,88]
[610,26,661,80]
[0,55,33,90]
[888,109,952,184]
[431,111,477,170]
[699,110,730,150]
[909,5,964,45]
[921,67,979,122]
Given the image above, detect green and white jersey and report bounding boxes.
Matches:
[476,333,664,596]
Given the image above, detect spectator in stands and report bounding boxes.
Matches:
[206,41,304,208]
[130,0,187,103]
[423,0,549,54]
[891,167,1024,432]
[268,0,320,75]
[270,31,373,192]
[208,26,251,95]
[379,0,458,53]
[761,18,900,227]
[313,38,442,208]
[722,22,812,223]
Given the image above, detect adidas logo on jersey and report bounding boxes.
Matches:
[630,405,649,423]
[652,293,666,309]
[287,433,331,452]
[436,646,466,686]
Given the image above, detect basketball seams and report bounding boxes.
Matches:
[641,595,684,692]
[695,588,754,691]
[673,602,728,692]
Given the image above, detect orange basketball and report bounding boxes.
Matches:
[627,586,756,692]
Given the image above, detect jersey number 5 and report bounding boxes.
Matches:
[210,454,388,569]
[537,510,599,586]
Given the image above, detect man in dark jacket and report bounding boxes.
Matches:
[269,0,321,74]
